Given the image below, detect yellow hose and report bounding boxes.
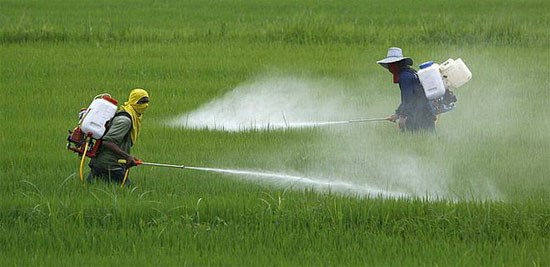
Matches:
[79,137,90,182]
[121,169,129,188]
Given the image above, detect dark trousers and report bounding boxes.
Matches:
[87,165,131,185]
[404,114,436,132]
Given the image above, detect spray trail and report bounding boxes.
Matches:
[186,166,408,198]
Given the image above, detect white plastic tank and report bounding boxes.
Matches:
[417,61,446,100]
[439,58,472,89]
[79,94,118,139]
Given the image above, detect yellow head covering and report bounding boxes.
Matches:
[120,88,149,145]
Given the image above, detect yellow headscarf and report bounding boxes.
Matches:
[120,88,149,145]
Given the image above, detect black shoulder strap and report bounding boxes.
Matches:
[104,111,132,134]
[116,111,133,144]
[115,110,132,120]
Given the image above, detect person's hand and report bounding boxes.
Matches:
[388,114,399,123]
[125,156,139,168]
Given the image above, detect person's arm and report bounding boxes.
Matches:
[101,141,132,161]
[102,116,139,167]
[397,71,416,117]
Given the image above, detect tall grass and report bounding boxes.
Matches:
[1,0,549,266]
[1,0,548,46]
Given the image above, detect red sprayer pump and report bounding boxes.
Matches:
[67,93,118,181]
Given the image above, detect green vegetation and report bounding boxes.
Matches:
[1,0,548,46]
[1,0,549,266]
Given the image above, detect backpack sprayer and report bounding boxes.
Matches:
[66,93,119,181]
[417,58,472,114]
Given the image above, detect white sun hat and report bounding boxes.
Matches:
[376,47,413,69]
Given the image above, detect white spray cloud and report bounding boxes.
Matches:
[168,75,368,131]
[167,74,503,201]
[186,166,408,198]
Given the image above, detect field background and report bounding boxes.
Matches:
[1,0,549,266]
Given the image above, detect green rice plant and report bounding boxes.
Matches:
[1,0,549,266]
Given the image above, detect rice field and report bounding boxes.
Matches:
[1,0,549,265]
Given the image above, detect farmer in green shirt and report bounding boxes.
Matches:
[87,88,150,185]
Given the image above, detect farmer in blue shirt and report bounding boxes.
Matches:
[377,47,436,132]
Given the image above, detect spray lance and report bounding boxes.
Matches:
[113,116,396,187]
[117,159,187,187]
[345,117,393,123]
[277,115,395,128]
[115,116,396,187]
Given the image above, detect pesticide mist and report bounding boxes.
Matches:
[168,75,368,131]
[168,74,504,201]
[186,166,407,198]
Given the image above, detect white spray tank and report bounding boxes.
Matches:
[439,58,472,89]
[417,61,446,100]
[79,94,118,139]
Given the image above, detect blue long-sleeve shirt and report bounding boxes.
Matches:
[395,68,434,120]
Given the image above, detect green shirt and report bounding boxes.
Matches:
[90,115,132,169]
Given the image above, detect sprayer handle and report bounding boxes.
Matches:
[117,159,143,165]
